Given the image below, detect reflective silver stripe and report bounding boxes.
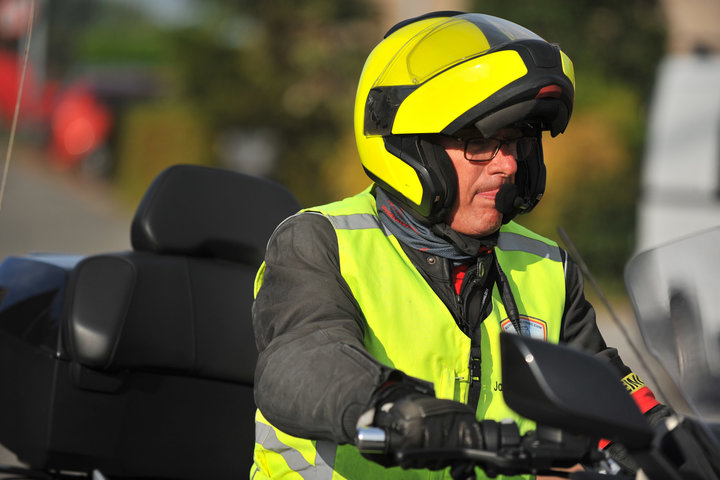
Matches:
[255,420,272,443]
[498,232,562,261]
[255,422,313,478]
[328,213,380,230]
[255,421,336,479]
[327,213,392,236]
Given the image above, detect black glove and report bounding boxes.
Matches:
[358,377,485,472]
[605,442,639,474]
[605,404,674,474]
[644,404,673,427]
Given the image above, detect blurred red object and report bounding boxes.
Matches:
[49,86,112,168]
[0,0,113,169]
[0,47,112,168]
[0,48,43,122]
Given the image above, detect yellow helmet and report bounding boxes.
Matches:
[355,11,575,223]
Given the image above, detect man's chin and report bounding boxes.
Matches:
[448,214,503,238]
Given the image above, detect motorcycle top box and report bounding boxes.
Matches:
[0,165,300,479]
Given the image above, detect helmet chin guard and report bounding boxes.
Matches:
[495,129,546,223]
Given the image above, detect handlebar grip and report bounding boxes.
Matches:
[356,427,388,454]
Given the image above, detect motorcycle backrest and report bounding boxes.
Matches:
[131,164,295,266]
[62,164,300,383]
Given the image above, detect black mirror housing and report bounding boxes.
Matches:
[501,333,654,450]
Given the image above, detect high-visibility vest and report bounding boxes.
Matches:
[252,189,566,480]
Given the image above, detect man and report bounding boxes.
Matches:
[251,11,666,479]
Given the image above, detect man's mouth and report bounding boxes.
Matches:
[477,187,501,200]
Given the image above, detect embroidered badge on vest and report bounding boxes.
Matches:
[501,315,547,340]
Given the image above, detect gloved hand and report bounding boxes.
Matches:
[605,441,639,474]
[604,404,674,475]
[358,376,485,473]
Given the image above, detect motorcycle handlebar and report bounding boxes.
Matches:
[358,416,720,480]
[356,423,601,479]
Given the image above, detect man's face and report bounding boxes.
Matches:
[436,128,522,237]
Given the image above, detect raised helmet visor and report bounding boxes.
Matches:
[364,13,575,137]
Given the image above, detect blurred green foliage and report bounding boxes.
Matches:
[114,101,213,206]
[165,0,378,206]
[43,0,98,78]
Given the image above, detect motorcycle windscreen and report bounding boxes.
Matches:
[625,226,720,420]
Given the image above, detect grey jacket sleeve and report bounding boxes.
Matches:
[560,252,634,376]
[252,212,396,444]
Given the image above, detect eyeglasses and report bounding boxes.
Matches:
[447,135,538,162]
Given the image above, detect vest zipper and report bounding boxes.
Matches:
[450,254,494,408]
[465,254,495,410]
[453,260,485,409]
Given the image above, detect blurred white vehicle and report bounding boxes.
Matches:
[636,53,720,252]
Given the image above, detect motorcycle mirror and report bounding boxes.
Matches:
[500,333,654,450]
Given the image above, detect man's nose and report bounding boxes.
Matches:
[489,146,518,176]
